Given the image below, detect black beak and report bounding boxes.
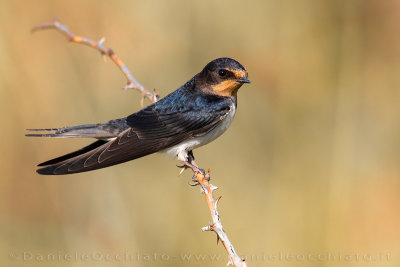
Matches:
[236,77,251,84]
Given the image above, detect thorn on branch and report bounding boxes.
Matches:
[99,37,106,46]
[215,195,222,209]
[201,225,211,231]
[210,184,218,192]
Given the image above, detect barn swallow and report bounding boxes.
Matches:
[26,57,250,175]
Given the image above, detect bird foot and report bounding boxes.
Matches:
[178,160,209,186]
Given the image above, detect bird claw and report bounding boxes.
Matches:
[189,173,201,186]
[188,181,200,186]
[176,164,188,175]
[177,159,209,184]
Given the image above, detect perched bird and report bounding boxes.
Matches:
[27,57,250,175]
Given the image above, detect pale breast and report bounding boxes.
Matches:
[163,103,236,161]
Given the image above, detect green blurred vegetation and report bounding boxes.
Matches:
[1,0,400,266]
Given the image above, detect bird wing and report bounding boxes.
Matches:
[37,139,108,166]
[36,94,232,175]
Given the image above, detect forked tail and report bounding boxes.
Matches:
[26,118,129,139]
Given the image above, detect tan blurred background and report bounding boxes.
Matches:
[1,0,400,266]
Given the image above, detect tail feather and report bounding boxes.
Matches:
[36,140,113,175]
[26,128,59,131]
[26,119,129,139]
[35,128,165,175]
[38,140,108,166]
[26,124,114,138]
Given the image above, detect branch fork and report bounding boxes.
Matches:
[33,18,247,267]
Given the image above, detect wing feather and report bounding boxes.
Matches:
[36,91,233,175]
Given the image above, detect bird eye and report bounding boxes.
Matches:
[218,69,227,77]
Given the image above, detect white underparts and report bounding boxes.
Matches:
[163,103,236,162]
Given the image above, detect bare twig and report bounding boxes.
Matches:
[32,18,159,105]
[195,171,247,267]
[34,18,247,267]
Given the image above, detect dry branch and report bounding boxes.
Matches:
[196,171,247,267]
[33,18,247,267]
[32,18,159,105]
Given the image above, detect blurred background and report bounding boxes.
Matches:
[1,0,399,266]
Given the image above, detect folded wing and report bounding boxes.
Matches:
[36,93,232,175]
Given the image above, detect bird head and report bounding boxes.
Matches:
[198,57,250,97]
